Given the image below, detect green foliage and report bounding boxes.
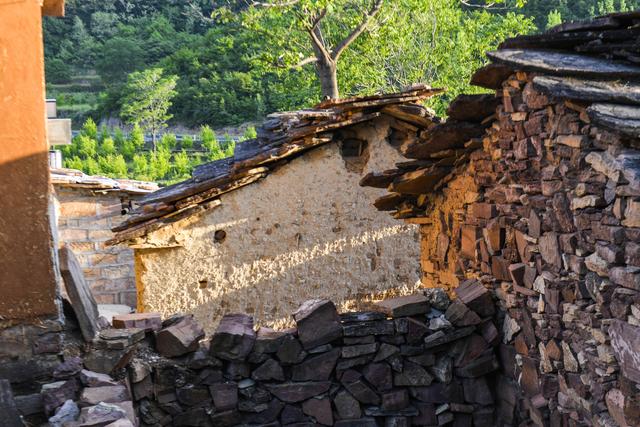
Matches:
[243,126,257,140]
[58,118,233,183]
[546,10,563,29]
[120,68,178,147]
[46,58,72,83]
[181,135,194,149]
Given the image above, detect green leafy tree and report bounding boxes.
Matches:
[100,137,116,155]
[132,153,150,180]
[201,125,223,160]
[77,135,98,159]
[120,68,178,150]
[148,147,172,180]
[243,126,257,140]
[173,150,191,177]
[129,123,146,150]
[546,10,563,29]
[83,157,100,175]
[160,133,178,150]
[181,135,194,149]
[82,118,98,140]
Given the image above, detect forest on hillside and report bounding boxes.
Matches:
[43,0,637,183]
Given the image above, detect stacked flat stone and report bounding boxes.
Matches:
[39,294,502,426]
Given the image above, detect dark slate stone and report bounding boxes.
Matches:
[302,397,333,426]
[454,352,500,378]
[267,382,331,403]
[333,390,362,420]
[176,385,211,407]
[41,380,79,415]
[375,294,430,318]
[393,361,433,387]
[412,402,438,426]
[341,370,380,405]
[343,321,394,337]
[276,334,307,365]
[210,382,238,411]
[336,354,375,371]
[291,348,341,381]
[210,314,256,361]
[53,357,83,379]
[410,381,464,404]
[243,398,284,424]
[385,416,410,427]
[224,360,251,380]
[334,418,378,427]
[362,363,393,392]
[423,326,475,349]
[447,94,500,123]
[363,406,418,417]
[342,343,378,359]
[488,49,640,79]
[382,389,410,411]
[470,63,513,90]
[293,300,342,349]
[374,343,400,362]
[173,407,214,427]
[210,409,241,427]
[0,380,22,427]
[281,404,307,424]
[343,335,376,345]
[252,358,285,382]
[253,327,287,354]
[340,312,387,323]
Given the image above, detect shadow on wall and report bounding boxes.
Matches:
[0,152,58,320]
[139,216,422,333]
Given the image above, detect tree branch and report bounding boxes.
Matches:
[293,56,319,68]
[331,0,384,61]
[306,8,332,63]
[252,0,301,7]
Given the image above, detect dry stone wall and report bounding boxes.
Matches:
[415,72,640,426]
[36,292,503,426]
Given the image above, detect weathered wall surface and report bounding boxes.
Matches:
[136,122,422,332]
[0,0,59,319]
[410,73,640,426]
[55,187,138,306]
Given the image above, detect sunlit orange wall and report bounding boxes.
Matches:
[0,0,62,319]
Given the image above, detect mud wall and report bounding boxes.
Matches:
[135,122,422,332]
[415,73,640,426]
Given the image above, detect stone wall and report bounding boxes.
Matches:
[55,187,138,306]
[415,72,640,426]
[134,122,422,332]
[36,292,502,427]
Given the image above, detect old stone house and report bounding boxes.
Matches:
[52,168,157,306]
[109,89,446,332]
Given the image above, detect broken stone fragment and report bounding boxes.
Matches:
[95,328,145,350]
[394,361,433,387]
[334,389,362,420]
[252,327,287,354]
[341,370,380,405]
[363,362,393,392]
[112,313,162,332]
[343,320,395,337]
[41,380,79,415]
[75,402,128,426]
[455,281,495,317]
[293,299,343,349]
[79,370,119,387]
[251,358,285,382]
[79,385,130,406]
[374,294,430,318]
[561,342,579,373]
[276,334,307,365]
[444,300,481,327]
[608,319,640,383]
[610,266,640,291]
[423,288,450,310]
[48,399,79,427]
[502,314,521,343]
[302,396,333,426]
[210,313,256,361]
[210,382,238,411]
[53,357,84,379]
[291,348,340,381]
[155,315,204,358]
[267,382,331,403]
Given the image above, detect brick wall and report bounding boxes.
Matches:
[54,187,138,306]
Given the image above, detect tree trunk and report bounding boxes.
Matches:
[317,59,339,100]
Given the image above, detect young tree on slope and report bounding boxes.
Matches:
[120,68,178,151]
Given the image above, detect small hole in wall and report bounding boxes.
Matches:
[198,280,208,289]
[214,230,227,243]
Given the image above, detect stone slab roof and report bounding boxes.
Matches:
[362,10,640,218]
[51,168,158,195]
[107,85,444,245]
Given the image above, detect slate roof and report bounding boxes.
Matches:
[362,10,640,218]
[108,85,443,245]
[51,168,158,195]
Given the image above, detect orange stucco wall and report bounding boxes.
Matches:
[0,0,60,319]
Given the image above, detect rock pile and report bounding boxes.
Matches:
[363,12,640,426]
[39,294,502,426]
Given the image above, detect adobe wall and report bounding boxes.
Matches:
[135,122,422,333]
[415,72,640,426]
[54,187,140,306]
[0,0,58,319]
